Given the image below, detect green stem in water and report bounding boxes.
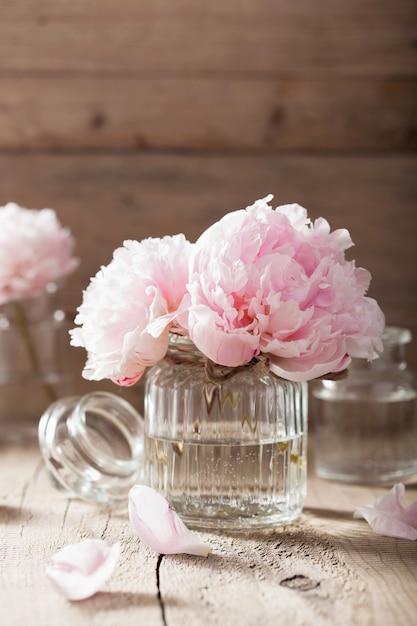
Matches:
[13,299,57,403]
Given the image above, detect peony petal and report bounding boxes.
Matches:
[46,538,121,601]
[128,485,211,557]
[355,483,417,540]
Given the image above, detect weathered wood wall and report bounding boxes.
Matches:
[1,1,416,373]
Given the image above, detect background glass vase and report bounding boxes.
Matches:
[144,335,308,530]
[311,326,417,485]
[0,282,74,443]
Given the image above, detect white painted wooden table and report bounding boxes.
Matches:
[1,442,416,626]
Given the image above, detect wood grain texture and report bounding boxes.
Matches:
[1,443,416,626]
[0,76,415,151]
[0,1,416,76]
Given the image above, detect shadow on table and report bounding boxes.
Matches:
[0,504,28,523]
[302,506,355,521]
[77,590,186,611]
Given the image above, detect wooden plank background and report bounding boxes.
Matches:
[0,0,416,375]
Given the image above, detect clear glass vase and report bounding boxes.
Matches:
[0,283,74,442]
[311,326,417,485]
[144,335,307,530]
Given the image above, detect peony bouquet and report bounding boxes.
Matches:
[71,195,385,385]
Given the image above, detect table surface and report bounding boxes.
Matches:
[1,442,416,626]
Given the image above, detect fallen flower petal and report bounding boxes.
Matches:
[46,538,121,601]
[355,483,417,540]
[129,485,211,557]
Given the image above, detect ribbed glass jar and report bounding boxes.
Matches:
[144,335,308,530]
[311,326,417,485]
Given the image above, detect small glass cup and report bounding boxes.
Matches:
[38,391,144,505]
[311,326,417,485]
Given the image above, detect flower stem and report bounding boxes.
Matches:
[13,300,58,403]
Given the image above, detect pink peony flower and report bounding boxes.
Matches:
[46,538,121,601]
[129,485,211,556]
[70,235,192,386]
[185,195,385,381]
[71,194,385,385]
[0,202,79,305]
[355,483,417,540]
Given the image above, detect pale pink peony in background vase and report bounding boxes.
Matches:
[0,202,79,413]
[0,202,79,305]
